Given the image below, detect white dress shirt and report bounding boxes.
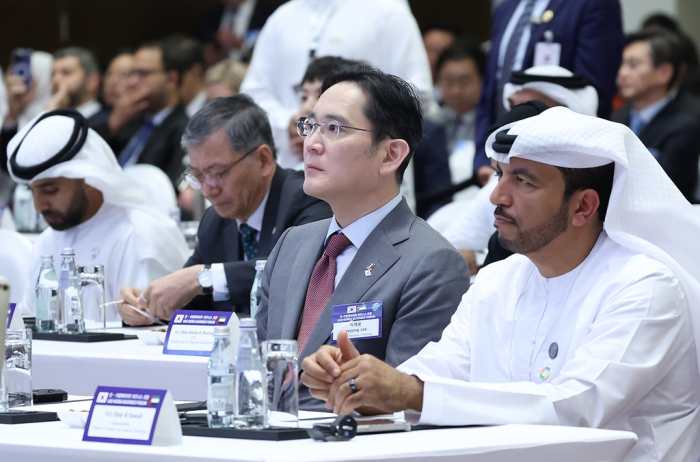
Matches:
[325,194,402,287]
[442,174,497,251]
[185,91,207,118]
[75,100,102,120]
[240,0,433,168]
[210,189,270,299]
[398,232,700,462]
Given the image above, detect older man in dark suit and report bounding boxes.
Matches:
[256,66,470,411]
[118,95,332,323]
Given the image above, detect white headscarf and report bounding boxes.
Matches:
[486,106,700,371]
[7,111,189,267]
[18,51,53,128]
[503,65,599,117]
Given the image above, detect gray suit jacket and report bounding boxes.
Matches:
[255,198,470,411]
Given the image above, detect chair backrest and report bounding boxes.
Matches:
[0,230,33,304]
[122,164,177,216]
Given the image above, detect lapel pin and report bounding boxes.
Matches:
[364,263,375,277]
[542,10,554,23]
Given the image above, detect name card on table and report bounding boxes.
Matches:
[163,310,238,356]
[83,386,182,446]
[6,303,15,328]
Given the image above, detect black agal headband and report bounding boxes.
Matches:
[9,109,89,181]
[489,100,550,154]
[509,70,590,89]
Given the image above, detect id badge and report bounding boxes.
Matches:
[534,42,561,66]
[331,301,383,342]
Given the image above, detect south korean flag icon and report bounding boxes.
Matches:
[96,391,109,403]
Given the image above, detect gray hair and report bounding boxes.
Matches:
[54,47,100,75]
[181,94,276,159]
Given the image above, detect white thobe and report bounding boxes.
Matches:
[18,203,189,317]
[442,174,497,251]
[240,0,433,168]
[399,232,700,462]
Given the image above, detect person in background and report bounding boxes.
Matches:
[118,95,331,324]
[203,58,248,101]
[102,50,133,109]
[422,23,460,84]
[46,47,110,132]
[614,27,700,202]
[7,109,189,318]
[256,66,469,411]
[165,35,208,118]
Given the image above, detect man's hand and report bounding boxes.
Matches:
[141,265,204,321]
[45,81,71,111]
[301,330,361,401]
[476,165,495,186]
[322,332,424,415]
[107,86,149,135]
[117,286,153,326]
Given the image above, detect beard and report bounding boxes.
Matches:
[496,202,570,255]
[42,186,90,231]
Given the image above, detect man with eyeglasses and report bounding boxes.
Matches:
[255,66,470,411]
[118,95,332,324]
[102,37,190,192]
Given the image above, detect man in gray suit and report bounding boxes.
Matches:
[255,66,470,411]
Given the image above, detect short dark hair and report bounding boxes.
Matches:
[321,66,423,184]
[54,46,100,75]
[436,37,486,78]
[558,163,615,222]
[421,23,462,38]
[302,56,363,85]
[626,27,684,89]
[182,94,276,159]
[141,35,204,84]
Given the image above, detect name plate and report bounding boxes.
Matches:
[331,301,383,342]
[163,310,237,356]
[6,303,15,328]
[83,386,181,446]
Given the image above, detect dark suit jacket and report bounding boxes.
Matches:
[106,105,190,190]
[194,2,276,44]
[184,166,332,315]
[613,92,700,202]
[473,0,625,172]
[256,198,471,411]
[414,119,453,219]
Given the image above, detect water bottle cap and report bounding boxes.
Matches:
[255,260,267,271]
[240,318,256,328]
[61,247,75,256]
[40,254,54,262]
[213,325,230,336]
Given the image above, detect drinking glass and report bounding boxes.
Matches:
[262,340,298,427]
[5,328,32,408]
[78,265,108,330]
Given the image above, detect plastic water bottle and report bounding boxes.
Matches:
[207,326,235,427]
[57,248,84,334]
[35,255,59,333]
[249,260,266,319]
[234,318,267,428]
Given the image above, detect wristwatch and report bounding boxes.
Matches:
[198,264,213,295]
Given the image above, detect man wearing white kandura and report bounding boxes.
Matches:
[302,106,700,461]
[7,109,189,318]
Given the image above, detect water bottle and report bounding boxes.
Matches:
[12,184,38,232]
[249,260,266,319]
[234,318,267,429]
[35,255,59,333]
[207,326,235,427]
[57,248,85,334]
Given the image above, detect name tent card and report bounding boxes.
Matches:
[83,386,182,446]
[331,301,383,342]
[6,303,15,328]
[163,310,237,356]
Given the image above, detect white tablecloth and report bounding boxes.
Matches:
[0,420,636,462]
[32,332,208,401]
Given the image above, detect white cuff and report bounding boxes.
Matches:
[210,263,229,301]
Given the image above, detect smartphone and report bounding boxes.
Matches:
[11,48,33,89]
[356,419,411,434]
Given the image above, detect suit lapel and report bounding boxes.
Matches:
[223,219,240,263]
[298,200,414,360]
[259,166,286,255]
[279,222,327,339]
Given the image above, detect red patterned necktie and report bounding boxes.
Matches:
[297,232,353,353]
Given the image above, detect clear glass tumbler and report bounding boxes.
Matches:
[5,328,32,408]
[77,265,107,330]
[263,340,299,427]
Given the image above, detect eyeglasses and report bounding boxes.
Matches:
[183,145,260,190]
[296,117,374,140]
[127,68,164,79]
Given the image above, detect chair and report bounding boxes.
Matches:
[122,164,178,216]
[0,230,33,304]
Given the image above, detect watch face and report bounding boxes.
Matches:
[198,270,213,288]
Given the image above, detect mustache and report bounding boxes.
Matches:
[494,206,517,223]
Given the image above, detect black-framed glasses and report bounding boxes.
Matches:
[296,117,374,140]
[183,145,261,190]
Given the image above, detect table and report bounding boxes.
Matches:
[0,418,636,462]
[32,330,208,401]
